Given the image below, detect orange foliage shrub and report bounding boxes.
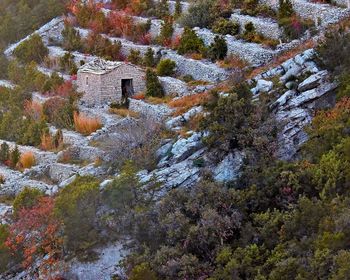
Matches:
[24,101,43,121]
[108,11,134,38]
[73,112,102,135]
[6,197,63,274]
[169,92,211,116]
[19,152,36,169]
[132,93,145,100]
[40,133,55,151]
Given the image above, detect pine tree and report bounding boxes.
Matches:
[208,36,228,61]
[143,48,156,67]
[145,69,164,98]
[61,23,83,52]
[10,146,20,169]
[0,142,9,162]
[278,0,294,20]
[53,129,63,149]
[174,0,182,19]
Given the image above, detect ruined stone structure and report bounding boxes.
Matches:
[77,59,146,106]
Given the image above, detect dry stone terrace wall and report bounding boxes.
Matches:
[259,0,350,26]
[4,17,65,57]
[161,50,229,82]
[230,13,282,40]
[194,28,275,66]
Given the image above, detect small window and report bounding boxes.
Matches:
[86,77,89,85]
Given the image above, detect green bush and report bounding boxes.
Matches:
[55,176,100,253]
[0,225,11,273]
[62,23,83,52]
[59,52,78,75]
[212,18,240,36]
[156,59,176,76]
[128,49,142,65]
[177,28,206,55]
[13,34,48,64]
[143,47,156,67]
[146,69,164,97]
[13,187,44,216]
[208,36,228,61]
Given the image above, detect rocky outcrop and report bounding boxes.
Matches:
[252,48,337,160]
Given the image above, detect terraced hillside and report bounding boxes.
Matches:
[1,0,350,279]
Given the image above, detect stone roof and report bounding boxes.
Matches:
[78,58,125,75]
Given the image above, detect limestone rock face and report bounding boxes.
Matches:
[213,151,244,183]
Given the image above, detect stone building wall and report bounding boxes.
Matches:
[77,64,146,107]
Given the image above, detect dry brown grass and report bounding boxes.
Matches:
[189,53,204,60]
[168,92,211,116]
[19,152,36,169]
[146,96,172,104]
[40,133,55,151]
[74,112,102,135]
[109,108,140,118]
[218,54,249,70]
[132,93,146,100]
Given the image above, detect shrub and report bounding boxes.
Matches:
[128,49,142,65]
[59,52,78,75]
[143,47,156,67]
[177,28,206,56]
[157,18,174,46]
[180,0,215,28]
[40,133,55,151]
[156,59,176,76]
[317,28,350,76]
[10,146,20,169]
[129,263,158,280]
[13,187,43,216]
[208,36,228,61]
[43,97,76,129]
[278,0,294,19]
[13,34,48,64]
[0,142,10,162]
[62,23,83,51]
[146,69,165,98]
[54,176,100,253]
[19,152,36,170]
[0,225,11,273]
[212,18,240,35]
[73,112,102,135]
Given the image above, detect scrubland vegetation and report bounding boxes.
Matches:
[0,0,350,279]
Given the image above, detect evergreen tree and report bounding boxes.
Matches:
[13,34,48,64]
[278,0,294,20]
[0,142,9,162]
[174,0,182,19]
[177,28,206,55]
[10,146,20,169]
[128,49,142,65]
[61,23,83,52]
[208,36,228,61]
[53,129,63,149]
[143,48,156,67]
[145,69,164,98]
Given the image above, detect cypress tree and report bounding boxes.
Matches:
[145,69,164,98]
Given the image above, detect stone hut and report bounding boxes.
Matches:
[77,59,146,106]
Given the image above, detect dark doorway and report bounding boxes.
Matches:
[121,79,134,104]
